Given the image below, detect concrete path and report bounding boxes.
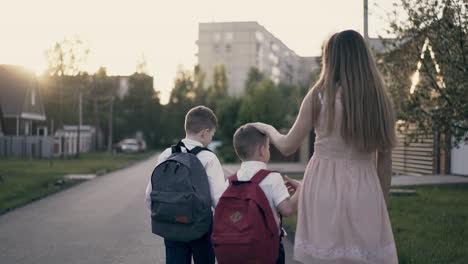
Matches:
[0,154,164,264]
[0,154,301,264]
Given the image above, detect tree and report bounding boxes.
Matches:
[206,65,228,111]
[43,37,90,132]
[238,79,286,128]
[136,53,148,74]
[215,97,242,162]
[0,104,5,135]
[45,37,90,77]
[193,65,208,105]
[91,67,117,150]
[114,73,162,148]
[162,68,198,145]
[382,0,467,149]
[245,67,264,94]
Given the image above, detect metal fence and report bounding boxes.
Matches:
[0,135,94,159]
[0,136,54,159]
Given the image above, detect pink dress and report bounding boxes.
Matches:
[294,92,398,264]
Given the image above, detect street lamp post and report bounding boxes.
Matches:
[364,0,369,40]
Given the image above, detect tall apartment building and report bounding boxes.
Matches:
[197,22,320,97]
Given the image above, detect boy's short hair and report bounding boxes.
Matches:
[233,124,268,161]
[184,106,218,134]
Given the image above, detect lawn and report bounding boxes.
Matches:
[0,151,155,213]
[282,174,468,263]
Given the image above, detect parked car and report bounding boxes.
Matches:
[115,138,145,153]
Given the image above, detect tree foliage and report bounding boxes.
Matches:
[114,73,162,148]
[206,65,228,112]
[381,0,467,146]
[238,79,286,128]
[45,37,90,77]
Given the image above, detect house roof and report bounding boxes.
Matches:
[0,65,46,120]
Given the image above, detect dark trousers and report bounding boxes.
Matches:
[277,236,285,264]
[164,232,215,264]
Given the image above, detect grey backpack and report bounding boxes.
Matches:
[150,141,212,242]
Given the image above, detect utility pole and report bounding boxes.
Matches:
[364,0,369,40]
[76,85,82,158]
[93,76,101,151]
[107,96,114,153]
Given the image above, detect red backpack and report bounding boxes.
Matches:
[212,169,280,264]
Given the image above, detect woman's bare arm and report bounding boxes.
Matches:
[253,90,314,156]
[377,150,392,205]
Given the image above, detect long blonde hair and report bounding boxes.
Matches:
[310,30,396,152]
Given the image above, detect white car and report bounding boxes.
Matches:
[118,139,141,153]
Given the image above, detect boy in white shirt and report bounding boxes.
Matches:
[232,124,300,263]
[145,106,227,264]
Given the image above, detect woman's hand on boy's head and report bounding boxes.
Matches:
[250,122,272,135]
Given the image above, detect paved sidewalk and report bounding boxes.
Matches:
[392,175,468,186]
[223,163,468,186]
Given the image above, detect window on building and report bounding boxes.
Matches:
[271,43,280,52]
[272,67,280,76]
[256,31,264,42]
[225,32,233,42]
[269,53,278,64]
[226,44,231,53]
[213,33,221,42]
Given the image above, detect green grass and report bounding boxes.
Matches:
[287,173,304,180]
[0,151,155,213]
[282,183,468,263]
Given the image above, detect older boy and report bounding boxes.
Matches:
[145,106,226,264]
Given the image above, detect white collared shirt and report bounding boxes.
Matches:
[145,138,227,210]
[236,161,290,232]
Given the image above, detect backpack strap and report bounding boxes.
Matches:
[228,173,252,186]
[251,169,282,240]
[228,173,238,183]
[250,169,284,225]
[171,141,211,155]
[230,169,276,185]
[190,146,211,156]
[171,141,185,154]
[250,169,273,184]
[228,173,245,185]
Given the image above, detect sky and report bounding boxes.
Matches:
[0,0,399,103]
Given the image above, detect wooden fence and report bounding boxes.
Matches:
[392,125,435,176]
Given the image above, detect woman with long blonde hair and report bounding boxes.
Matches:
[253,30,398,263]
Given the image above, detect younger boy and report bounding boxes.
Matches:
[145,105,226,264]
[227,124,301,263]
